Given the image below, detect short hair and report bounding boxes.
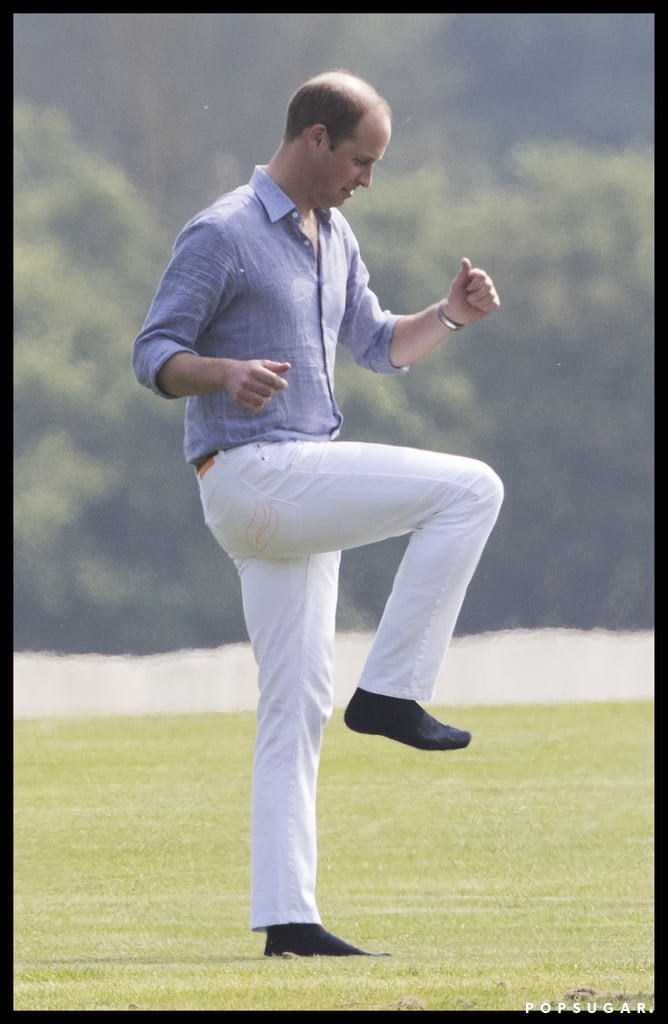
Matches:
[284,70,392,148]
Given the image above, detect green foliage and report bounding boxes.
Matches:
[454,144,654,630]
[14,105,243,654]
[13,14,654,653]
[14,106,149,614]
[442,15,654,157]
[13,99,654,653]
[342,144,654,632]
[13,701,654,1010]
[14,15,653,230]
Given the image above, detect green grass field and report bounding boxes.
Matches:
[14,700,654,1012]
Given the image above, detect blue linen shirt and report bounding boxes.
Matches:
[132,166,406,464]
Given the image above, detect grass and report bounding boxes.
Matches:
[14,701,654,1011]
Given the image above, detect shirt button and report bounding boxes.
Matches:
[304,240,310,246]
[292,211,299,219]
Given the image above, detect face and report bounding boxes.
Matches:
[311,107,391,209]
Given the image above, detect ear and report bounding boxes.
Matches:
[305,123,328,150]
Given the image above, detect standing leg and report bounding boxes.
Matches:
[235,550,340,932]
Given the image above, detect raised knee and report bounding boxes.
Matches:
[476,461,504,511]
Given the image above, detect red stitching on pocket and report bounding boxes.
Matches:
[244,500,280,552]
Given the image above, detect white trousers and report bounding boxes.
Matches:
[197,440,504,931]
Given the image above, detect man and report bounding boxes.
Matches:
[133,69,504,958]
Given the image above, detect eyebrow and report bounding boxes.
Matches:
[352,144,386,164]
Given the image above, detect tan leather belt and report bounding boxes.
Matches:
[193,451,218,479]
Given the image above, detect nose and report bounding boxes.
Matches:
[357,166,373,189]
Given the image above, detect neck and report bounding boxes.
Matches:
[266,146,316,219]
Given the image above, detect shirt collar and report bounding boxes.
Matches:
[250,165,332,225]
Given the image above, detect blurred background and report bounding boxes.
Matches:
[13,13,654,656]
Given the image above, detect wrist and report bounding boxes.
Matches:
[435,303,465,332]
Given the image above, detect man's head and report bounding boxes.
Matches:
[277,70,392,210]
[284,70,392,149]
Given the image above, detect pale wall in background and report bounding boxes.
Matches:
[13,629,654,719]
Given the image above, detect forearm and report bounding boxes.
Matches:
[389,257,501,367]
[157,351,231,397]
[158,351,292,411]
[389,304,458,368]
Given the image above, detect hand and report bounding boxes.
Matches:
[224,358,291,412]
[442,257,500,326]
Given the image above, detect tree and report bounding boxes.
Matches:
[14,14,653,228]
[14,104,247,654]
[341,143,654,632]
[14,103,653,654]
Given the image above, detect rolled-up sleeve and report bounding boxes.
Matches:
[334,217,407,376]
[132,220,238,397]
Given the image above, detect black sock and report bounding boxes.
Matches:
[344,688,471,751]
